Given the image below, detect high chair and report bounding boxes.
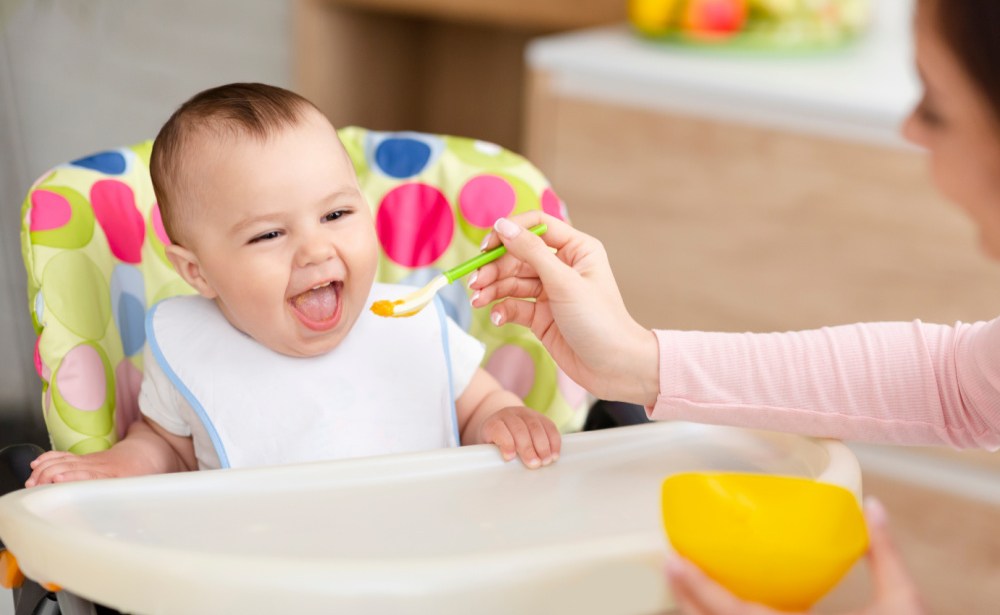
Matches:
[20,127,590,457]
[1,129,864,614]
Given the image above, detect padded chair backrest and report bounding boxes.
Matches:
[22,128,589,454]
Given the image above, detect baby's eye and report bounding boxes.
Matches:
[323,209,348,223]
[248,230,282,244]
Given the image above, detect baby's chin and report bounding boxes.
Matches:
[269,311,365,358]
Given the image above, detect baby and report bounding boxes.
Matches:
[27,83,560,484]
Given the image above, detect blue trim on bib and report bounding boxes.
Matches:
[433,295,461,447]
[145,301,231,469]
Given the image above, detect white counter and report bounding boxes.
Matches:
[526,0,918,147]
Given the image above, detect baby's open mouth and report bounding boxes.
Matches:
[289,281,343,326]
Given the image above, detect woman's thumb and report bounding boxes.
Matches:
[863,497,918,599]
[493,217,569,282]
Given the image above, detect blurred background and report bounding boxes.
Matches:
[2,0,1000,612]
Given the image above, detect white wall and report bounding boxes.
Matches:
[0,0,291,423]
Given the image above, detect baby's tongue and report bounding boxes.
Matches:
[291,284,338,321]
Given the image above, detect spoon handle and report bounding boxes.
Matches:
[443,224,547,283]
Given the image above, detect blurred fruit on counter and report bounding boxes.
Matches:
[629,0,870,50]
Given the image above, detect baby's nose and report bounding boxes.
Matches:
[296,236,337,267]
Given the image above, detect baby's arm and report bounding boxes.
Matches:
[25,416,197,487]
[456,367,562,469]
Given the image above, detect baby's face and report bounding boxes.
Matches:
[175,109,378,357]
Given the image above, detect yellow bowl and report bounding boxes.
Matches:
[661,472,868,611]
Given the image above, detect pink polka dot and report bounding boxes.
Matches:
[91,179,146,264]
[33,336,44,379]
[459,175,516,228]
[115,360,143,439]
[30,190,72,231]
[376,183,454,267]
[151,202,171,245]
[541,188,566,221]
[485,345,535,400]
[557,369,588,410]
[56,345,107,411]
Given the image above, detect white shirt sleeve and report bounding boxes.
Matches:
[138,345,192,437]
[444,316,486,398]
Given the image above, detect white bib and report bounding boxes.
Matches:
[146,283,461,469]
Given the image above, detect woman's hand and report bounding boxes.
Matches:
[666,498,925,615]
[471,213,660,406]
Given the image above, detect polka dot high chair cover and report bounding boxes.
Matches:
[22,128,590,454]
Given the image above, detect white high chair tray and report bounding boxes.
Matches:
[0,422,860,614]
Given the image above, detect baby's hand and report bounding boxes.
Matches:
[25,450,121,487]
[480,406,561,469]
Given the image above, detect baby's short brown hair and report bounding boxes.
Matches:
[150,82,318,244]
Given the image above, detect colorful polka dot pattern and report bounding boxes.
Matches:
[342,126,585,428]
[23,129,588,453]
[23,141,196,453]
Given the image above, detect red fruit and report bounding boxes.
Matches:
[683,0,748,38]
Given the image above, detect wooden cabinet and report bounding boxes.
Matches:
[523,14,1000,333]
[293,0,626,150]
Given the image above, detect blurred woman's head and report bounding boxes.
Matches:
[903,0,1000,258]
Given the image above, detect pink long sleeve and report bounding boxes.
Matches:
[650,318,1000,449]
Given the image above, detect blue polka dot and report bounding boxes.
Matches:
[375,138,432,179]
[71,151,127,175]
[366,131,446,179]
[34,291,44,324]
[117,295,146,356]
[439,278,473,331]
[110,265,147,356]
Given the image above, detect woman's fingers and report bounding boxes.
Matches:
[481,211,578,254]
[667,556,777,615]
[863,498,923,610]
[490,217,579,286]
[489,298,540,328]
[471,276,544,307]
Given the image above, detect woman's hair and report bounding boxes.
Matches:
[934,0,1000,122]
[150,83,317,243]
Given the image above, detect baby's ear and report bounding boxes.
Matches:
[165,245,217,299]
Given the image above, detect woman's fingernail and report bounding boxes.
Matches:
[864,496,888,526]
[491,311,503,326]
[494,218,521,239]
[479,235,490,251]
[470,290,480,305]
[468,271,478,287]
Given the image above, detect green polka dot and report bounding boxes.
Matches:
[41,252,111,340]
[51,342,115,437]
[445,136,523,169]
[29,185,96,250]
[147,213,173,269]
[130,140,153,168]
[152,278,197,305]
[512,334,556,410]
[338,127,368,179]
[69,436,112,455]
[458,173,542,246]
